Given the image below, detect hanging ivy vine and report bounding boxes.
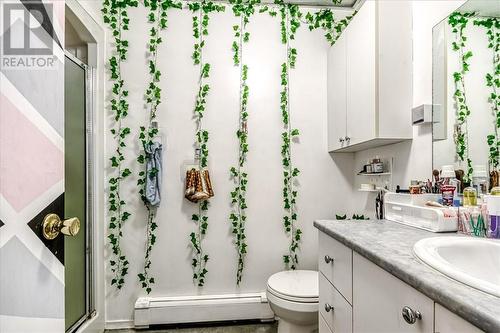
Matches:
[136,0,181,295]
[474,17,500,169]
[277,1,302,270]
[304,9,356,46]
[449,11,475,182]
[102,0,138,290]
[228,0,259,285]
[188,0,225,287]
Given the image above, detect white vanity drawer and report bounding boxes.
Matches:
[353,253,434,333]
[319,312,333,333]
[319,231,353,304]
[319,272,353,333]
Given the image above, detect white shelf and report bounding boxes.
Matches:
[358,188,384,192]
[357,172,391,176]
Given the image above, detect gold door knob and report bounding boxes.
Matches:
[42,214,80,240]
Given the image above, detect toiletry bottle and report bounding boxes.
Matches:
[372,156,384,173]
[463,187,477,206]
[365,160,372,174]
[441,165,461,206]
[486,194,500,239]
[472,165,488,201]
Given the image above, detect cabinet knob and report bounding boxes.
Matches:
[324,303,334,313]
[345,136,350,143]
[339,137,344,143]
[402,306,422,324]
[324,255,334,264]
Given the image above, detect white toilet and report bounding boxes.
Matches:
[266,270,319,333]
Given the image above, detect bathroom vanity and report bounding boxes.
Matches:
[314,219,500,333]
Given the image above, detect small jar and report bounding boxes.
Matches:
[409,185,421,194]
[491,186,500,196]
[441,185,455,207]
[371,156,384,173]
[463,187,477,206]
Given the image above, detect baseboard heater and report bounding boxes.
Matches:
[134,292,275,329]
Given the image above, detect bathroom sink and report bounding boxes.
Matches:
[414,237,500,297]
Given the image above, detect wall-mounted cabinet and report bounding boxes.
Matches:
[327,1,413,153]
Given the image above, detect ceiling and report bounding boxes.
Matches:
[261,0,360,8]
[457,0,500,17]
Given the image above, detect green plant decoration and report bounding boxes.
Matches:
[352,214,369,220]
[304,9,356,46]
[228,0,259,285]
[475,17,500,169]
[449,11,475,182]
[136,0,182,295]
[188,0,225,287]
[275,1,302,270]
[102,0,138,290]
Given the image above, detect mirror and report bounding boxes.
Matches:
[432,0,499,188]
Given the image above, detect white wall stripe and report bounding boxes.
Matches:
[0,193,64,284]
[41,0,65,53]
[17,180,64,223]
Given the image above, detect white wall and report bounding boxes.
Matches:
[80,1,354,325]
[79,0,469,323]
[350,0,465,218]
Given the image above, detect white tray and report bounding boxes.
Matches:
[384,193,457,233]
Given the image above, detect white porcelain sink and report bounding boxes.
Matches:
[414,237,500,297]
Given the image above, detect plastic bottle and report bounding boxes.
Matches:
[463,187,477,206]
[486,193,500,239]
[472,165,488,199]
[441,165,461,206]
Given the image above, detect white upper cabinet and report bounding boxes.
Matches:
[327,0,413,152]
[327,31,347,151]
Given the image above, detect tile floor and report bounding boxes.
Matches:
[106,322,277,333]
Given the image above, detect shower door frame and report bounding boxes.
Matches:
[64,50,97,333]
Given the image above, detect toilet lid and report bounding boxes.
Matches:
[267,270,318,302]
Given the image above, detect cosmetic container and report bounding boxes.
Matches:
[472,165,488,199]
[371,156,384,173]
[441,185,455,206]
[441,165,461,205]
[463,187,477,206]
[486,195,500,239]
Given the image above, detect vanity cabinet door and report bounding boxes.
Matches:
[319,273,353,333]
[434,304,484,333]
[327,32,347,151]
[353,253,434,333]
[319,231,353,304]
[319,312,334,333]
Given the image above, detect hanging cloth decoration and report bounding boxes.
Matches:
[185,168,214,203]
[144,141,163,207]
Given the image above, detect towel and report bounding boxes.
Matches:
[145,141,163,207]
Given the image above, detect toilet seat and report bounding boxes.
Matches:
[266,270,318,303]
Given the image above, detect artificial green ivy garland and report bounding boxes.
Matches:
[475,17,500,169]
[228,0,259,285]
[136,0,182,295]
[102,0,138,290]
[101,0,355,288]
[188,0,225,287]
[258,1,353,270]
[304,8,356,45]
[277,1,302,270]
[449,11,475,182]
